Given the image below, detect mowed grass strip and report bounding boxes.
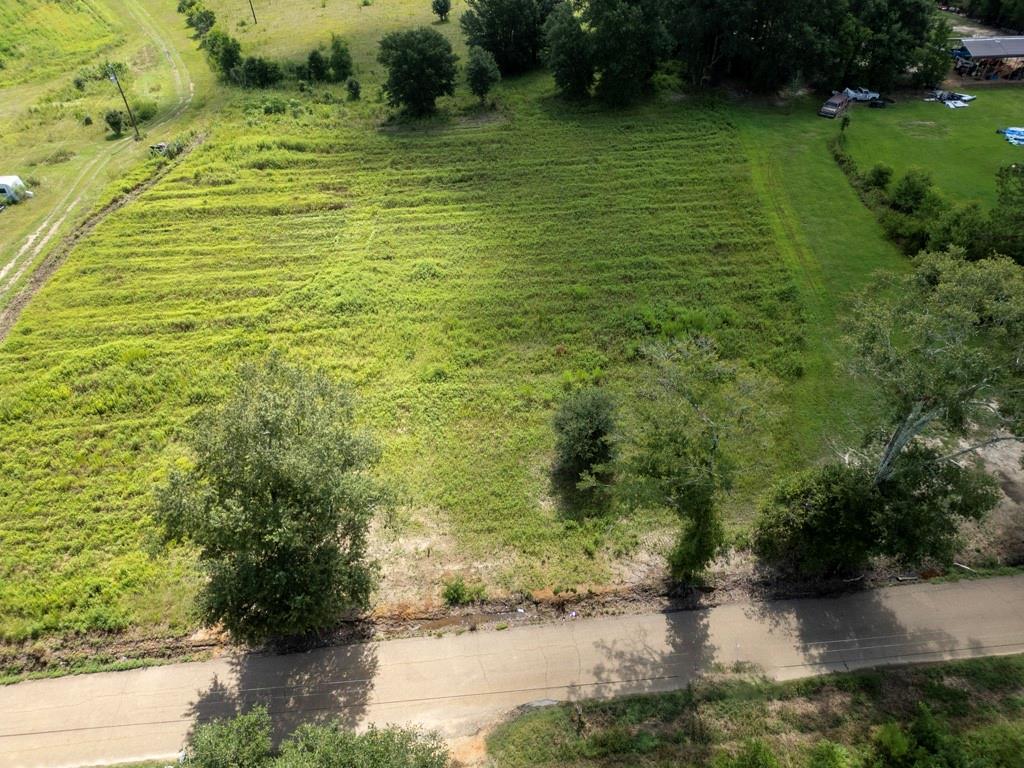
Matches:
[0,80,807,640]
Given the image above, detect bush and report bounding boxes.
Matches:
[806,741,854,768]
[544,2,595,99]
[186,6,217,36]
[432,0,452,21]
[460,0,548,74]
[879,208,932,255]
[131,99,158,122]
[716,739,780,768]
[553,387,616,484]
[104,109,124,136]
[236,56,282,88]
[307,49,329,81]
[378,27,458,115]
[277,724,449,768]
[466,45,501,103]
[203,29,242,77]
[156,356,383,643]
[753,463,876,577]
[928,202,988,260]
[889,168,933,213]
[441,575,486,606]
[329,36,353,82]
[346,78,361,100]
[183,707,272,768]
[864,162,893,190]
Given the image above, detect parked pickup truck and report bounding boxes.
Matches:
[843,87,881,101]
[819,92,850,118]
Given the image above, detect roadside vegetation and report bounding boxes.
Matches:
[488,655,1024,767]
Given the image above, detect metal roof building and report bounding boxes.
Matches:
[960,37,1024,59]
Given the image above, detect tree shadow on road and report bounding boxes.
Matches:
[185,632,379,745]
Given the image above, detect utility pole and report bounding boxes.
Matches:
[248,0,258,24]
[107,66,140,140]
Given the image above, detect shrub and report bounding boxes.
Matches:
[806,741,854,768]
[183,707,272,768]
[442,575,486,606]
[203,29,242,77]
[329,36,353,82]
[544,2,595,99]
[717,739,780,768]
[753,463,876,577]
[346,78,361,100]
[156,356,383,643]
[864,162,893,190]
[277,724,450,768]
[879,208,931,255]
[460,0,548,74]
[236,56,283,88]
[186,6,217,36]
[466,45,501,103]
[553,387,616,484]
[82,115,93,126]
[432,0,452,21]
[378,27,458,115]
[307,49,329,81]
[104,109,124,136]
[928,202,988,260]
[889,168,934,213]
[131,99,158,122]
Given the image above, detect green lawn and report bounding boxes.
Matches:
[487,654,1024,767]
[842,87,1024,206]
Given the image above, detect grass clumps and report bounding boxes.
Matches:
[487,655,1024,767]
[442,576,487,606]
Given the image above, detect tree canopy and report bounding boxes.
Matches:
[460,0,550,74]
[157,356,383,643]
[378,27,458,115]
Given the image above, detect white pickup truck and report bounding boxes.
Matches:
[843,87,880,102]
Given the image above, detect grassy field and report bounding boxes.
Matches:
[4,0,1021,644]
[843,87,1024,206]
[0,0,124,87]
[488,654,1024,766]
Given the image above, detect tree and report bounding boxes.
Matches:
[202,29,242,77]
[460,0,548,74]
[378,28,458,115]
[432,0,452,21]
[616,340,762,579]
[849,249,1024,487]
[237,56,283,88]
[543,1,595,98]
[104,109,124,136]
[553,387,617,485]
[329,36,353,82]
[307,49,329,81]
[186,6,217,36]
[156,356,383,643]
[990,163,1024,265]
[466,45,501,102]
[754,448,996,576]
[586,0,670,104]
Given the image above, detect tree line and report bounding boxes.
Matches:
[960,0,1024,32]
[457,0,951,104]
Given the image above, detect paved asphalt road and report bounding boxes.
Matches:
[2,575,1023,768]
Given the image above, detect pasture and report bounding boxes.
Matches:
[10,0,1017,644]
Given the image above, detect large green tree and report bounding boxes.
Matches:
[157,356,383,643]
[378,28,458,115]
[460,0,549,74]
[543,1,596,98]
[850,249,1024,486]
[586,0,670,104]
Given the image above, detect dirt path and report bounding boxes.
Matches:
[0,0,195,317]
[1,574,1022,768]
